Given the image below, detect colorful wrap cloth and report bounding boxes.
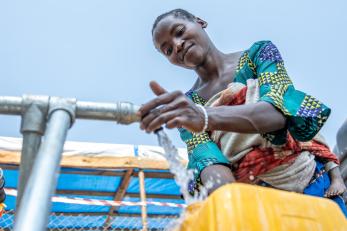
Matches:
[180,41,338,194]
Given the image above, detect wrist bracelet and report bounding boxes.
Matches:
[196,104,208,134]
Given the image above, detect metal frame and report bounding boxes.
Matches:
[0,95,142,231]
[14,109,73,231]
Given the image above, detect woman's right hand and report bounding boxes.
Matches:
[138,81,206,133]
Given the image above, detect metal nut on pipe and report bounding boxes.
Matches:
[114,101,141,124]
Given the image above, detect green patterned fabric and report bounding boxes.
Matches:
[179,91,230,183]
[234,41,331,144]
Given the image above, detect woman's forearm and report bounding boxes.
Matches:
[206,101,286,133]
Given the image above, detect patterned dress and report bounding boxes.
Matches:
[179,41,338,194]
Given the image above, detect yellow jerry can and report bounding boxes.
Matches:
[178,183,347,231]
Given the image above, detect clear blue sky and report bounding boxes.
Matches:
[0,0,346,148]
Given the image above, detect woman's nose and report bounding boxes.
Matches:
[174,39,184,54]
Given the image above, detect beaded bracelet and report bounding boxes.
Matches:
[196,104,208,134]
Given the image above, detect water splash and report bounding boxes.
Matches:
[155,128,216,230]
[155,128,213,205]
[155,128,195,204]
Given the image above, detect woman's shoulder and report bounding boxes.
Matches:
[246,40,283,62]
[248,40,273,50]
[246,40,272,53]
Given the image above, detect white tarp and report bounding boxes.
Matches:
[0,136,188,162]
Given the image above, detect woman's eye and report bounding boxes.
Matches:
[166,47,173,56]
[176,26,185,37]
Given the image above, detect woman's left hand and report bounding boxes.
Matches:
[138,81,206,133]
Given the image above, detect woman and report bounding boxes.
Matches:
[138,9,347,216]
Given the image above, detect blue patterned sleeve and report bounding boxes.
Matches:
[250,41,331,144]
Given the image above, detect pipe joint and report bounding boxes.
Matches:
[114,101,141,125]
[21,95,50,135]
[48,97,77,127]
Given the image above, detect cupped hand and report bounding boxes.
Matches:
[138,81,205,133]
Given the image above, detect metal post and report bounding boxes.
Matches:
[17,95,49,209]
[13,98,76,231]
[139,170,148,231]
[17,133,42,207]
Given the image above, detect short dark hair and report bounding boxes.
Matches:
[152,9,196,35]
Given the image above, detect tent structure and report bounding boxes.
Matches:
[0,136,188,230]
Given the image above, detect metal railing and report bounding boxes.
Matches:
[0,95,141,231]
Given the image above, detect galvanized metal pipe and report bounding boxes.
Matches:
[0,96,22,115]
[13,110,72,231]
[0,96,141,124]
[17,96,49,209]
[0,95,142,230]
[76,101,140,124]
[16,132,42,209]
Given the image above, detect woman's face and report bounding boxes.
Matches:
[152,15,210,69]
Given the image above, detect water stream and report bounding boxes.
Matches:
[155,128,212,204]
[155,128,217,230]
